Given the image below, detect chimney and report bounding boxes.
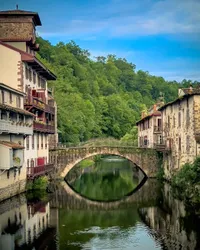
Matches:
[153,104,157,112]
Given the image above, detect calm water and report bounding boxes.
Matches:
[0,156,199,250]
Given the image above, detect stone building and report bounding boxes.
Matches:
[0,9,57,200]
[158,87,200,179]
[136,103,162,148]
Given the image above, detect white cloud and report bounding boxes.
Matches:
[40,0,200,39]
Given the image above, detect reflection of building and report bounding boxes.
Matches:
[0,195,57,250]
[136,103,162,148]
[139,183,198,250]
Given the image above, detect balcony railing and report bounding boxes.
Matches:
[153,126,162,133]
[154,137,171,152]
[33,121,55,134]
[0,119,33,135]
[27,163,54,179]
[25,95,55,114]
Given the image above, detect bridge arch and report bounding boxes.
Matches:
[60,151,146,178]
[50,146,160,178]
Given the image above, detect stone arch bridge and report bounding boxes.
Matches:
[49,146,160,178]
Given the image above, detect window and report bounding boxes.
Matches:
[186,109,190,128]
[7,170,10,179]
[27,159,29,168]
[187,98,189,108]
[168,115,170,128]
[45,135,47,149]
[41,134,43,149]
[41,78,46,89]
[38,75,41,88]
[37,133,39,149]
[33,71,36,84]
[26,136,29,150]
[31,159,34,167]
[173,116,175,128]
[32,134,35,149]
[178,112,181,127]
[1,90,5,104]
[29,68,32,81]
[16,96,21,108]
[9,92,12,104]
[186,135,190,152]
[179,137,181,151]
[25,66,29,79]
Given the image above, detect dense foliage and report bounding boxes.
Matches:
[172,157,200,206]
[37,37,198,143]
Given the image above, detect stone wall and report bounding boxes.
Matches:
[0,17,35,41]
[0,179,26,202]
[50,147,160,179]
[162,95,200,179]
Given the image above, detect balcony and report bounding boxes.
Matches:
[153,126,162,134]
[33,121,55,134]
[27,163,54,179]
[0,119,33,135]
[25,94,55,114]
[154,137,171,152]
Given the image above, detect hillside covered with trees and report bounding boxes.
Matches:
[37,37,198,144]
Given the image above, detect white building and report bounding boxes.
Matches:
[0,83,33,201]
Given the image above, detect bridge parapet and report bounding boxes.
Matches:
[49,146,160,178]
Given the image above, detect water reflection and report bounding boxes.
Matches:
[0,157,199,249]
[0,194,57,250]
[65,155,146,201]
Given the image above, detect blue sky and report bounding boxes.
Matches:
[1,0,200,81]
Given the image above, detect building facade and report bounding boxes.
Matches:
[0,83,33,201]
[0,9,57,200]
[159,89,200,179]
[137,88,200,179]
[136,104,162,148]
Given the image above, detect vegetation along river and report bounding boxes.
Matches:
[0,155,199,250]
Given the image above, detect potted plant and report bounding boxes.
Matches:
[13,156,21,166]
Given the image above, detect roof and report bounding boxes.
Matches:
[22,54,57,80]
[159,90,200,111]
[0,41,56,80]
[0,103,34,116]
[0,83,26,96]
[136,111,161,125]
[0,141,24,149]
[0,9,41,26]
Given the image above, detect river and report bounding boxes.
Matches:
[0,155,199,250]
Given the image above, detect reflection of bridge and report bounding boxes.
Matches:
[50,146,160,178]
[50,179,160,210]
